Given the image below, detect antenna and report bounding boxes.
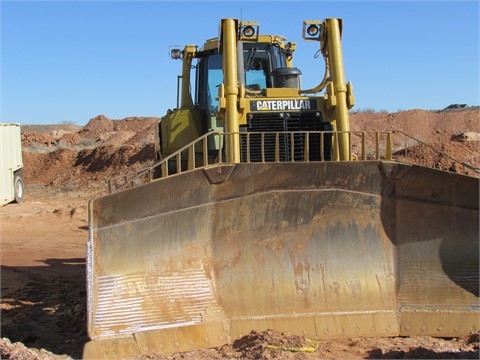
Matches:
[240,8,243,22]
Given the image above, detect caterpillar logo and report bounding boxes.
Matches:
[250,99,317,111]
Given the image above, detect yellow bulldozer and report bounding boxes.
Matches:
[83,18,479,359]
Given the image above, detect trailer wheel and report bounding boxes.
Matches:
[14,174,24,203]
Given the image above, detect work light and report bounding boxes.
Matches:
[307,24,320,37]
[239,21,259,41]
[170,48,182,59]
[302,20,322,41]
[242,25,255,38]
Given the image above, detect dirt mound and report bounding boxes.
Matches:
[22,131,58,148]
[80,114,115,138]
[18,108,480,197]
[18,108,480,196]
[393,140,480,176]
[0,338,71,360]
[231,329,319,358]
[131,329,479,359]
[21,115,159,196]
[350,108,480,140]
[23,148,79,188]
[349,107,480,173]
[79,114,157,146]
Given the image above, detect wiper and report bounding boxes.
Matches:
[244,48,257,71]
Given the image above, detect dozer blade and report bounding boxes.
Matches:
[83,161,479,359]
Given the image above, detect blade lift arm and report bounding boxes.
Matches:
[301,18,355,160]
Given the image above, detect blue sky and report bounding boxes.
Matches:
[1,0,479,125]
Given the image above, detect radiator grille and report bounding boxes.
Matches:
[240,112,333,162]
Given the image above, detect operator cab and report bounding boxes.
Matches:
[194,41,301,134]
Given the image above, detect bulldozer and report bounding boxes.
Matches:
[83,18,479,359]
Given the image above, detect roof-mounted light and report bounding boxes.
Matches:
[302,20,322,41]
[239,21,259,41]
[242,25,255,38]
[307,24,320,37]
[170,48,182,60]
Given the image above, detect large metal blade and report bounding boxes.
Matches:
[83,161,479,359]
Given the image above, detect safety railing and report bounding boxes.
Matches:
[107,131,222,193]
[107,130,480,193]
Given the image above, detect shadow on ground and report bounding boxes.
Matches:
[1,258,88,359]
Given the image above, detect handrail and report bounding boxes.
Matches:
[107,130,480,194]
[108,131,222,193]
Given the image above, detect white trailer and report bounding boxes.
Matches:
[0,123,24,206]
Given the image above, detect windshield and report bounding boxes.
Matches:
[195,43,289,111]
[206,54,223,112]
[244,50,270,90]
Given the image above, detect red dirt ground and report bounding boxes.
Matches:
[1,108,479,359]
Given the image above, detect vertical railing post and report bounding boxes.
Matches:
[290,132,295,161]
[275,132,280,162]
[261,133,265,162]
[246,133,251,163]
[203,136,208,166]
[320,132,325,161]
[188,145,195,170]
[386,132,392,160]
[361,132,366,160]
[176,153,182,173]
[304,132,310,162]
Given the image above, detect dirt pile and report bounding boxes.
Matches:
[136,329,479,359]
[79,114,157,146]
[21,115,159,196]
[0,338,71,360]
[349,107,480,175]
[19,109,480,197]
